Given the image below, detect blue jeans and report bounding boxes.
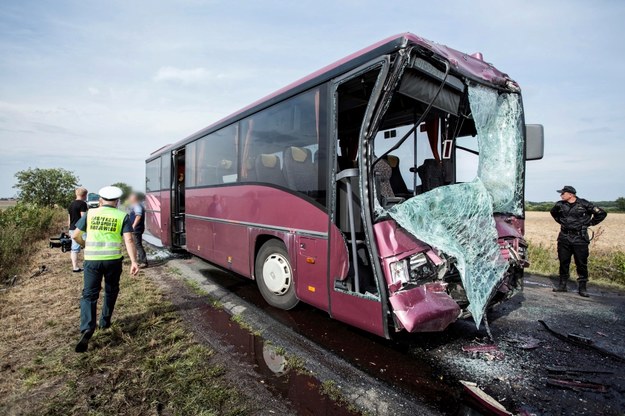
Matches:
[80,259,123,333]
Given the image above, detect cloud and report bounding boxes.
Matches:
[153,66,215,85]
[88,87,100,95]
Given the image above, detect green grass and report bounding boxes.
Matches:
[0,203,63,284]
[527,242,625,287]
[25,275,251,416]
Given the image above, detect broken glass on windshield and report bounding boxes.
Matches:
[386,85,524,327]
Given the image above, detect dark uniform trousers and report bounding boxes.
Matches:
[557,234,589,283]
[80,259,123,333]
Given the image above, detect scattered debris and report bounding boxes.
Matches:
[567,333,593,345]
[538,320,625,362]
[546,366,614,375]
[546,378,609,393]
[505,334,542,350]
[29,265,47,278]
[460,380,513,416]
[462,344,499,353]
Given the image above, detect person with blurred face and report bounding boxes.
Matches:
[67,187,88,272]
[127,192,148,268]
[550,186,607,297]
[72,186,139,352]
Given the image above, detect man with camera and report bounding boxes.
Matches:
[72,186,139,352]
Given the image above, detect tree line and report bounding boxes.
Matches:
[11,167,135,207]
[526,198,625,212]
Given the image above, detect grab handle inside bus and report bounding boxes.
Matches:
[336,168,361,293]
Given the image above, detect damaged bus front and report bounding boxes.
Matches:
[338,39,544,333]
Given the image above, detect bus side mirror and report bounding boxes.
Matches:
[525,124,544,161]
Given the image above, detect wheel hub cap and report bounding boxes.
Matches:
[262,253,292,295]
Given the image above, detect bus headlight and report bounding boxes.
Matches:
[409,252,436,282]
[390,260,409,284]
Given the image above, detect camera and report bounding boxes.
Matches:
[49,232,73,253]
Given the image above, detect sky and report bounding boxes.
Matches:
[1,0,624,201]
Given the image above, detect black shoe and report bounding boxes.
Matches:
[74,331,93,353]
[553,278,568,292]
[72,268,83,273]
[578,281,590,297]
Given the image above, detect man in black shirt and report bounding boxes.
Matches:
[550,186,607,297]
[68,187,89,272]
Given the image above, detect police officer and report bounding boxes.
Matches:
[550,185,607,297]
[72,186,139,352]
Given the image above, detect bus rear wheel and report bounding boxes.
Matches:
[255,240,299,310]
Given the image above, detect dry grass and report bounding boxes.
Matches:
[0,242,251,415]
[525,211,625,286]
[0,200,17,211]
[525,211,625,251]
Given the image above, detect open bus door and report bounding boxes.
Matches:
[172,148,186,248]
[327,59,391,338]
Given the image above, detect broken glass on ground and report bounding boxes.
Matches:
[386,85,525,328]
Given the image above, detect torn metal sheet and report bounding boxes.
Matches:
[389,283,460,332]
[460,380,513,416]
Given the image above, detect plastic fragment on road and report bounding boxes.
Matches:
[387,85,524,327]
[546,378,608,393]
[462,344,499,353]
[460,380,513,416]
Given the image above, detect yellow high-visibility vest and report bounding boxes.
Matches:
[84,207,126,261]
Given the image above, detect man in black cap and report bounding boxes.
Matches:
[550,186,607,297]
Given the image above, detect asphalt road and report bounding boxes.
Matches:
[149,249,625,416]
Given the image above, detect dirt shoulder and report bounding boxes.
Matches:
[0,242,291,415]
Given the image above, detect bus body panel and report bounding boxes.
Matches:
[185,185,338,312]
[145,192,162,240]
[329,290,386,337]
[294,235,329,310]
[160,190,172,247]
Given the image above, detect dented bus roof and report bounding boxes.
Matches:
[148,32,515,161]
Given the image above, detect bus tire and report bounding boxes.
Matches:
[255,239,299,310]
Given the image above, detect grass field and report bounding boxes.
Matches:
[0,242,253,415]
[525,211,625,285]
[0,200,17,211]
[525,211,625,251]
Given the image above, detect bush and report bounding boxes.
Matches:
[527,242,625,286]
[0,203,63,285]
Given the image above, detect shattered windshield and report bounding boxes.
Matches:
[383,84,525,327]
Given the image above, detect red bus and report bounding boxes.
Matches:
[145,33,544,338]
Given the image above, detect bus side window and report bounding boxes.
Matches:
[195,124,238,187]
[239,87,327,206]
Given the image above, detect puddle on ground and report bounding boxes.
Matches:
[194,302,358,416]
[194,265,490,416]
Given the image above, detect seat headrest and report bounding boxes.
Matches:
[287,146,309,163]
[260,154,279,168]
[386,155,399,168]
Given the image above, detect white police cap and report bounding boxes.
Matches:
[98,186,123,201]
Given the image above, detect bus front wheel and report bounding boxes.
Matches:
[255,240,299,310]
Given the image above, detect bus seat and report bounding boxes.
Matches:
[283,146,317,192]
[255,154,287,187]
[386,155,410,195]
[243,157,257,181]
[417,159,445,192]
